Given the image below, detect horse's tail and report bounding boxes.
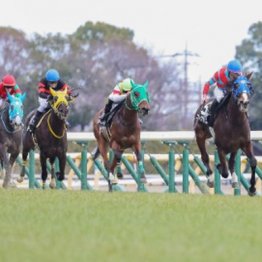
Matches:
[91,146,100,160]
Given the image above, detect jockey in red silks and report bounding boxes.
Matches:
[0,74,22,107]
[99,78,134,127]
[28,69,71,134]
[202,59,243,126]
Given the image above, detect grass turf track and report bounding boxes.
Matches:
[0,190,262,262]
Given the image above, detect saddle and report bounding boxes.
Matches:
[99,102,124,141]
[196,93,232,126]
[196,102,212,125]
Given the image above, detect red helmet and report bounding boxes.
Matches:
[2,74,16,86]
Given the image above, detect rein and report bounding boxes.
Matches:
[47,113,66,139]
[0,108,21,134]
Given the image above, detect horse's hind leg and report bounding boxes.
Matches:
[97,138,112,191]
[18,134,34,183]
[195,131,213,187]
[242,142,257,196]
[228,151,239,188]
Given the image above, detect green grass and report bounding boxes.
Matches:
[0,190,262,262]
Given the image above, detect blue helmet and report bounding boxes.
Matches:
[227,60,242,74]
[45,69,60,82]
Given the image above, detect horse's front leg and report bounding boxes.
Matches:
[111,150,124,180]
[0,145,11,188]
[228,151,239,188]
[134,142,147,183]
[40,153,48,189]
[7,151,20,188]
[57,154,66,182]
[17,147,28,183]
[242,142,257,196]
[49,157,56,189]
[217,149,229,178]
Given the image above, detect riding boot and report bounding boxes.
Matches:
[207,100,220,127]
[28,111,43,134]
[100,100,113,127]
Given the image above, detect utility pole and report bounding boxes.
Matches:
[169,43,199,119]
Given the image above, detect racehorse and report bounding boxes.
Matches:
[0,93,26,188]
[18,88,73,189]
[93,80,150,191]
[194,73,257,196]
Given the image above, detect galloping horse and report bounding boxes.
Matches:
[93,80,150,191]
[0,93,26,188]
[18,88,73,188]
[194,73,257,196]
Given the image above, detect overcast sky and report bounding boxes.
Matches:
[0,0,261,82]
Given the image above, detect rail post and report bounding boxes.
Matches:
[79,141,88,190]
[163,141,177,193]
[28,150,35,189]
[214,150,223,194]
[234,150,241,196]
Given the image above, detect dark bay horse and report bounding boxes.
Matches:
[18,88,73,188]
[0,93,26,188]
[194,73,257,196]
[93,80,150,191]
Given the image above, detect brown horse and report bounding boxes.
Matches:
[93,80,150,191]
[18,88,74,188]
[194,73,257,196]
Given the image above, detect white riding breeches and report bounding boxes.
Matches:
[214,88,224,102]
[38,97,49,112]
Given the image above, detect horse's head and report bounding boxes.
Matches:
[231,72,254,113]
[127,80,150,115]
[49,88,69,120]
[7,93,26,127]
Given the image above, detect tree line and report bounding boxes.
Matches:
[0,21,261,130]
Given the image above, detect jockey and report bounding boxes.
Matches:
[0,74,22,107]
[28,69,71,134]
[202,59,243,126]
[99,78,133,127]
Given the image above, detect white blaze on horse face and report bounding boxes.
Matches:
[13,115,22,126]
[238,92,249,112]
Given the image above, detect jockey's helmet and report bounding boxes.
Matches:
[227,60,242,74]
[2,74,16,87]
[45,69,60,82]
[120,78,133,92]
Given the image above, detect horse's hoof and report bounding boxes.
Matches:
[117,173,123,179]
[221,173,229,179]
[248,188,256,197]
[17,176,24,183]
[9,180,17,188]
[2,182,8,189]
[108,173,118,184]
[56,172,64,181]
[207,180,214,188]
[108,183,113,192]
[231,182,239,188]
[140,177,147,184]
[49,179,56,189]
